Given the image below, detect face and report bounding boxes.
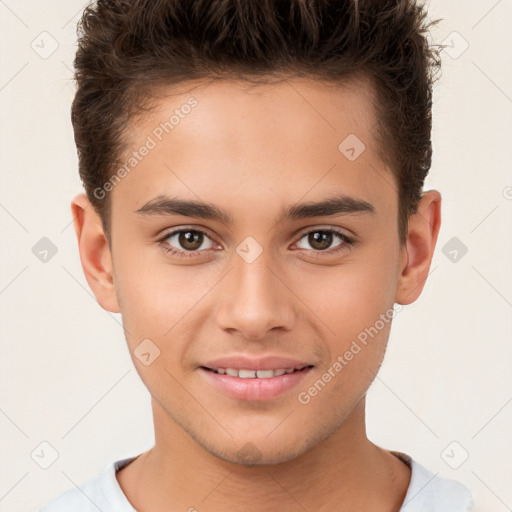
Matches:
[106,77,408,465]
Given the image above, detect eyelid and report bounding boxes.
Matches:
[294,224,354,239]
[158,225,218,242]
[292,223,358,242]
[158,224,354,245]
[157,224,356,260]
[292,227,355,253]
[158,226,221,249]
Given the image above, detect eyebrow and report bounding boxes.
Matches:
[134,193,376,225]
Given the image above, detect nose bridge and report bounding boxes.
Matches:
[216,243,295,339]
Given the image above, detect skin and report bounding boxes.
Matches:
[71,77,441,512]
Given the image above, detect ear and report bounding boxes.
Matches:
[71,193,120,313]
[395,190,442,305]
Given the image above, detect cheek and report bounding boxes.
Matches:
[295,265,396,412]
[113,254,215,351]
[300,252,398,341]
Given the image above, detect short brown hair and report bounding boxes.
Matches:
[71,0,442,245]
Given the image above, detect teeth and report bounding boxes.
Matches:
[239,369,258,378]
[256,369,275,378]
[212,367,302,378]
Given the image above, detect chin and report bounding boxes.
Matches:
[197,434,313,467]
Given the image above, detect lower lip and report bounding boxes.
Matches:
[199,367,313,401]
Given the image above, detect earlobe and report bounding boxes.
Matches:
[71,193,120,313]
[395,190,442,305]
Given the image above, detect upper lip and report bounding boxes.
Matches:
[201,355,313,371]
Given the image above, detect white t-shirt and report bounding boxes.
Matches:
[36,450,474,511]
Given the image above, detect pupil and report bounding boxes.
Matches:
[309,231,332,250]
[179,230,202,250]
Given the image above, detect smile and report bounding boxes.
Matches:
[199,365,314,401]
[203,366,311,378]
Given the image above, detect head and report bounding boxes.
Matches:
[71,0,442,465]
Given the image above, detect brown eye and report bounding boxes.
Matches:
[307,231,334,250]
[160,228,216,255]
[296,229,351,252]
[177,230,204,251]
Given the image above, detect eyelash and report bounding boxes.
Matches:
[157,227,356,259]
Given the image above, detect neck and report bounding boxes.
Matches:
[117,397,411,512]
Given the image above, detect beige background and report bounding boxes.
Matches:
[1,1,511,511]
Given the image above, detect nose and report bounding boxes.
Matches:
[215,248,296,340]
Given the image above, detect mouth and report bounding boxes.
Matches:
[201,365,313,378]
[199,365,314,401]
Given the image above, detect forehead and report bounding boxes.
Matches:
[112,76,396,223]
[127,76,380,154]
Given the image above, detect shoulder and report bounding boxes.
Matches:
[394,451,475,512]
[36,456,138,512]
